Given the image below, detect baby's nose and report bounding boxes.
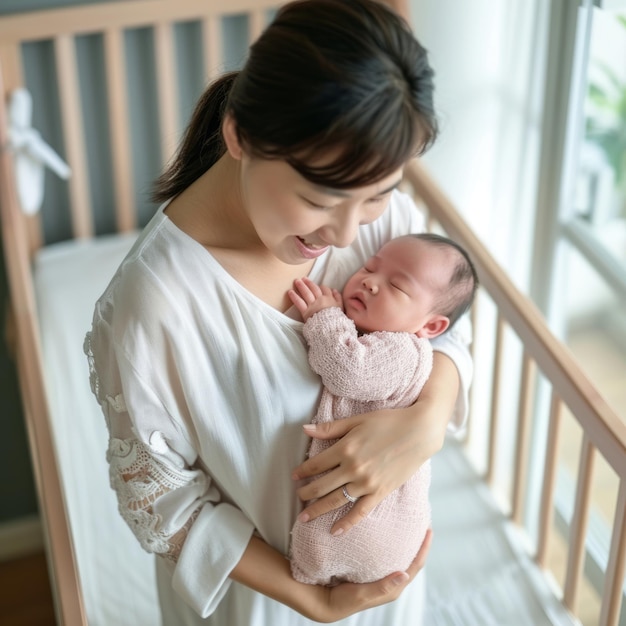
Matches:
[363,278,378,294]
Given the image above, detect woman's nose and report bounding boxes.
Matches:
[325,209,360,248]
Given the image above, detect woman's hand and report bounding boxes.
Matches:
[231,530,433,623]
[292,352,459,536]
[308,529,432,622]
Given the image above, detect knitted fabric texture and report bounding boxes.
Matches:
[290,307,433,585]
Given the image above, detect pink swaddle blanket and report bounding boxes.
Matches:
[289,308,433,585]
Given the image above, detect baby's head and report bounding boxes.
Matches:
[342,233,477,336]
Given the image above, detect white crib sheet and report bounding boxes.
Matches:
[33,232,161,626]
[426,438,575,626]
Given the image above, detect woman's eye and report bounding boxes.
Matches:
[367,193,389,204]
[302,197,329,210]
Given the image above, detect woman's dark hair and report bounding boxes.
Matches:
[153,0,438,203]
[411,233,479,330]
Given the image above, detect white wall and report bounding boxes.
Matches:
[409,0,550,292]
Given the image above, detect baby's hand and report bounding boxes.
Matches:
[288,277,343,322]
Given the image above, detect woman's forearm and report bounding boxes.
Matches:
[408,351,460,456]
[291,350,462,534]
[229,533,427,622]
[230,535,322,618]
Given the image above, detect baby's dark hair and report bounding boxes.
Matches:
[411,233,478,330]
[153,0,438,202]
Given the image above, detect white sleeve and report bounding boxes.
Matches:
[85,316,255,618]
[430,312,473,432]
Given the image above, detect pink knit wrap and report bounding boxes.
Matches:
[290,307,433,585]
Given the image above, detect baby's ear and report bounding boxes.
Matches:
[416,316,449,339]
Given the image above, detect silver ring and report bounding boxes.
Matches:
[342,485,359,504]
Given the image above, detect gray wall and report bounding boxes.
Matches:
[0,0,114,527]
[0,0,251,525]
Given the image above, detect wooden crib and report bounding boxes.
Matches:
[404,161,626,626]
[0,1,624,624]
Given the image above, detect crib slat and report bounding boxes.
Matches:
[536,391,563,567]
[563,436,595,613]
[0,43,45,255]
[249,8,267,42]
[202,16,223,81]
[0,0,279,42]
[54,34,93,239]
[404,160,626,477]
[0,64,87,626]
[25,210,43,257]
[486,313,505,485]
[512,353,535,524]
[600,479,626,626]
[464,301,478,443]
[154,21,179,167]
[104,27,135,233]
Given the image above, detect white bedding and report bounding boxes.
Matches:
[32,232,576,626]
[426,439,575,626]
[34,232,161,626]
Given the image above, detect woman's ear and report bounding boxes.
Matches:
[222,113,243,160]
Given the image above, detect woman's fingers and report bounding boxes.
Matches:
[292,420,357,481]
[293,411,426,531]
[323,534,432,620]
[363,530,432,598]
[298,491,374,535]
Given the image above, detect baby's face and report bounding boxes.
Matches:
[342,236,451,335]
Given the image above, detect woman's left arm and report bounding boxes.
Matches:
[292,351,459,536]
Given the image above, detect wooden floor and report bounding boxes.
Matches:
[0,551,56,625]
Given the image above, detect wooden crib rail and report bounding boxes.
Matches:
[0,0,271,41]
[0,66,87,625]
[405,158,626,626]
[0,2,277,623]
[0,0,275,251]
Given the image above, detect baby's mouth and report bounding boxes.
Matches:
[347,293,366,309]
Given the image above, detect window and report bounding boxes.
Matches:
[417,1,625,623]
[532,1,626,623]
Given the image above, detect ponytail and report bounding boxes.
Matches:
[153,0,439,200]
[152,72,238,203]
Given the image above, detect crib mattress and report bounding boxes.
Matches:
[33,232,161,626]
[33,233,575,626]
[426,439,576,625]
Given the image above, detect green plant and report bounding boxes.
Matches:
[585,15,626,200]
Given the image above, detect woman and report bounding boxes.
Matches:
[85,0,472,623]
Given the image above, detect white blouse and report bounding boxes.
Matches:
[85,189,472,625]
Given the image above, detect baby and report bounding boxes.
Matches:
[289,233,477,586]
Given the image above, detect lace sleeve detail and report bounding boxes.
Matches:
[107,437,202,562]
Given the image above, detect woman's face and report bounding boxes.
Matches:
[225,116,404,265]
[239,156,404,265]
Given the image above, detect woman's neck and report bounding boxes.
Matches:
[164,153,315,312]
[165,153,256,249]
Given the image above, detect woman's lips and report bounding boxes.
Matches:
[295,236,329,259]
